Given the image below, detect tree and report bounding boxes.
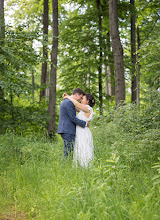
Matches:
[96,0,103,115]
[48,0,58,135]
[0,0,5,99]
[0,0,4,39]
[130,0,137,103]
[104,31,115,97]
[136,26,140,104]
[40,0,49,101]
[109,0,125,106]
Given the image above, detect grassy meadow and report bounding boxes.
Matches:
[0,98,160,219]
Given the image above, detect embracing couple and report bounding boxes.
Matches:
[57,88,95,167]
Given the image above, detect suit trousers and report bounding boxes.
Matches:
[61,133,75,159]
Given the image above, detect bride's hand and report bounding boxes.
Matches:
[62,93,69,99]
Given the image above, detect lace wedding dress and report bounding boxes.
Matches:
[73,105,94,167]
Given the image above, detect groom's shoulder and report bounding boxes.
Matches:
[61,99,74,107]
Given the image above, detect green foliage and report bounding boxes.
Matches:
[136,0,160,90]
[58,1,111,102]
[152,157,160,185]
[59,9,98,92]
[7,0,43,29]
[0,25,49,134]
[0,99,49,134]
[4,0,160,119]
[140,38,160,89]
[0,25,40,97]
[93,89,160,167]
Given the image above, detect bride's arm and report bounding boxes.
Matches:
[63,95,90,113]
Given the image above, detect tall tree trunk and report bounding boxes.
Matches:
[45,70,49,98]
[0,0,5,99]
[32,71,35,100]
[136,26,140,104]
[48,0,58,135]
[105,64,110,96]
[105,31,115,97]
[96,0,103,115]
[87,4,91,92]
[108,31,115,97]
[130,0,137,103]
[109,0,125,106]
[40,0,49,101]
[0,0,4,39]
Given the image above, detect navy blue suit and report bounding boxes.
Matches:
[57,99,86,158]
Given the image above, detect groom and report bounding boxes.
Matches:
[57,88,87,160]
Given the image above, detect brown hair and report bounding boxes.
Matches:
[85,93,95,107]
[72,88,85,96]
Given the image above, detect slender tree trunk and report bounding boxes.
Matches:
[105,31,115,97]
[108,30,115,96]
[105,65,113,96]
[48,0,58,135]
[105,64,109,95]
[109,0,125,106]
[0,0,4,39]
[130,0,137,103]
[87,73,90,90]
[96,0,103,115]
[136,26,140,104]
[87,4,91,92]
[104,33,110,96]
[45,70,49,98]
[32,71,35,100]
[40,0,49,101]
[0,0,5,99]
[87,57,91,90]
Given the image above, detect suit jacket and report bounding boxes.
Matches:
[57,99,86,135]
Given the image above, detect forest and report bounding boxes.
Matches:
[0,0,160,219]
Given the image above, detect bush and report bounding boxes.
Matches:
[0,101,49,134]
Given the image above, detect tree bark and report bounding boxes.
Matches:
[136,26,140,104]
[0,0,4,39]
[96,0,103,115]
[0,0,5,99]
[48,0,58,135]
[105,31,115,97]
[109,0,125,106]
[45,70,49,98]
[40,0,49,101]
[32,71,35,100]
[130,0,137,103]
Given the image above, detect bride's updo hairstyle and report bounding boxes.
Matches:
[85,93,95,107]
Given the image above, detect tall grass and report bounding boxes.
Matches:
[0,91,160,219]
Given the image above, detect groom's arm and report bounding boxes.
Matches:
[66,101,86,128]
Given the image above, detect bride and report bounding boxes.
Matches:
[63,93,95,167]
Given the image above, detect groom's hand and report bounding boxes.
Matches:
[86,122,89,127]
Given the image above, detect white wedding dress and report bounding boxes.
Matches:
[73,105,94,167]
